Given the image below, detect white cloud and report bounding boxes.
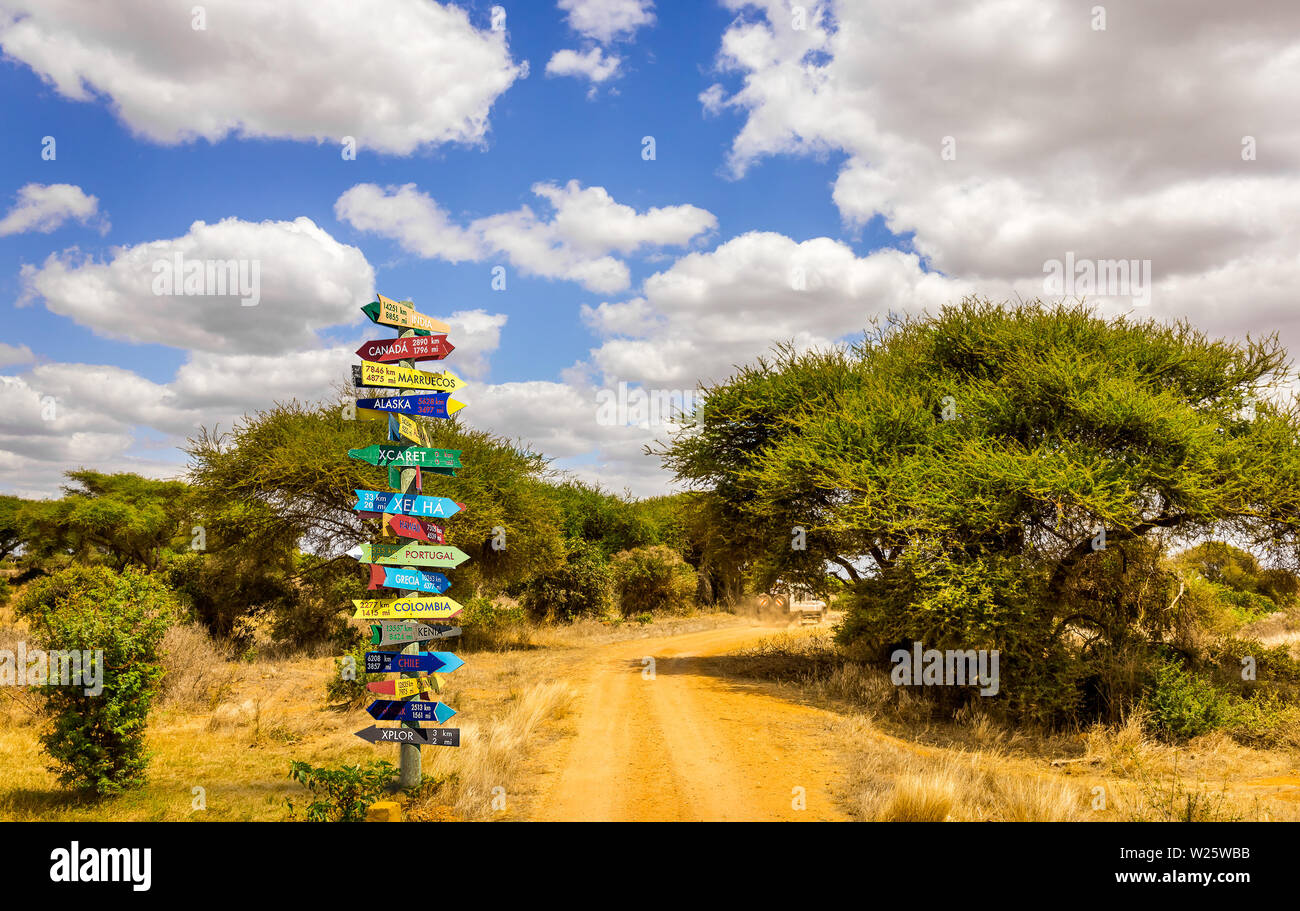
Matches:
[19,216,374,355]
[0,0,522,155]
[557,0,655,43]
[0,342,34,367]
[581,231,975,388]
[336,180,716,293]
[705,0,1300,346]
[0,183,104,236]
[546,47,622,84]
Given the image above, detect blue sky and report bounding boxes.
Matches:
[1,0,1296,498]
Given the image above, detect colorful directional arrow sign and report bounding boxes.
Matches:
[355,393,465,420]
[348,444,461,469]
[370,622,461,647]
[365,650,463,674]
[354,725,460,747]
[352,595,463,621]
[367,675,444,698]
[382,514,445,543]
[366,699,457,724]
[351,542,470,569]
[352,362,465,393]
[367,564,451,594]
[353,490,462,519]
[356,335,453,364]
[362,294,451,335]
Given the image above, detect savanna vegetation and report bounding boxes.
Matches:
[4,297,1299,819]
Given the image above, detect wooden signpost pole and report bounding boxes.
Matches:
[394,327,423,790]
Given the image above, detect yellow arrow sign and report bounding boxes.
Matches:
[359,362,465,393]
[368,294,451,334]
[358,408,425,445]
[352,595,464,621]
[391,675,444,698]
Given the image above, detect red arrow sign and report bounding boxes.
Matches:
[356,335,454,364]
[387,514,444,543]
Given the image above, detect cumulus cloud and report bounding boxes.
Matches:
[546,47,622,85]
[18,216,374,354]
[0,183,104,236]
[0,0,522,154]
[0,342,34,367]
[580,231,975,388]
[705,0,1300,345]
[558,0,655,43]
[336,180,716,293]
[548,0,655,89]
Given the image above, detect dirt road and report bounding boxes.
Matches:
[529,625,848,821]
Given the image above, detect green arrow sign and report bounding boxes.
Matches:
[351,541,471,569]
[348,444,461,469]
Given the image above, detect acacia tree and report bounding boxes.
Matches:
[185,400,564,608]
[17,471,193,570]
[660,300,1300,720]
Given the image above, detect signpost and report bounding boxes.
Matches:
[352,362,465,393]
[366,699,458,724]
[350,542,471,569]
[355,393,466,420]
[346,293,469,779]
[352,490,462,519]
[356,335,454,363]
[364,651,465,674]
[351,596,463,621]
[366,675,444,698]
[362,294,452,334]
[354,725,460,748]
[366,564,451,594]
[348,444,461,469]
[370,622,461,646]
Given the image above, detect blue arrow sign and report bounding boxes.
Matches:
[355,393,463,419]
[366,699,457,724]
[369,564,451,594]
[352,490,462,518]
[364,651,464,674]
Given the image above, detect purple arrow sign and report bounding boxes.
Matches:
[356,393,463,420]
[366,699,457,724]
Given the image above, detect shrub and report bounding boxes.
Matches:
[1143,658,1237,740]
[16,565,179,795]
[287,760,395,821]
[458,596,531,651]
[610,545,697,615]
[520,540,614,621]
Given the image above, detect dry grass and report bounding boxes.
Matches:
[159,623,238,710]
[720,630,1300,822]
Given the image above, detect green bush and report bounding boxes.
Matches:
[611,545,697,615]
[16,565,179,795]
[287,760,395,821]
[458,596,530,651]
[520,539,614,621]
[0,576,10,608]
[1143,658,1238,740]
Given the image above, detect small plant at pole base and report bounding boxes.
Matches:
[16,565,179,796]
[286,760,397,821]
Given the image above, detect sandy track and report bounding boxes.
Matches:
[529,625,848,821]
